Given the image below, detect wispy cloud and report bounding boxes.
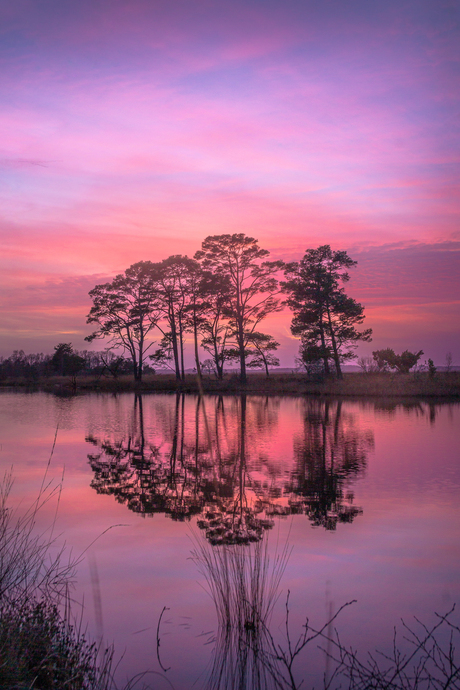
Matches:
[0,0,458,359]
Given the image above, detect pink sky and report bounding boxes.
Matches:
[1,0,459,364]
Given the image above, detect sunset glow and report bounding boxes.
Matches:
[1,0,459,362]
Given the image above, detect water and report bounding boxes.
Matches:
[0,391,459,689]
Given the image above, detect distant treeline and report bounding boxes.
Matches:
[0,346,136,382]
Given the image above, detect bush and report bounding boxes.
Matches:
[0,472,114,690]
[372,348,424,373]
[0,600,113,690]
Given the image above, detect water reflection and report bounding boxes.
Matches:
[86,394,372,542]
[191,538,290,689]
[287,400,373,530]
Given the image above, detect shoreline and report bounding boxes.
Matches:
[1,371,459,399]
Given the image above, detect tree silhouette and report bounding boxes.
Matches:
[198,272,234,379]
[86,261,160,382]
[246,333,280,377]
[372,348,424,373]
[151,255,202,381]
[195,234,283,383]
[283,246,372,378]
[285,400,372,529]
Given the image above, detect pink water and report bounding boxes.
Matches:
[0,391,459,689]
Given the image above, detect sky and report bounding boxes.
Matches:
[0,0,459,365]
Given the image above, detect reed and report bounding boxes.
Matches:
[190,535,292,689]
[191,531,460,690]
[0,470,129,690]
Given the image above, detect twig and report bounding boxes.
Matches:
[156,605,171,672]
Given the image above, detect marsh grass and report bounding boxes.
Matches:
[5,371,459,398]
[191,533,460,690]
[0,470,76,607]
[190,536,292,689]
[0,468,154,690]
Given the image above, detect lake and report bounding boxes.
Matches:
[1,390,459,689]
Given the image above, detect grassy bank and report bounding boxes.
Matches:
[1,371,460,398]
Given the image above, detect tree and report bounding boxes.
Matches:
[283,245,372,379]
[372,347,395,372]
[201,359,215,376]
[51,343,85,378]
[86,261,160,382]
[296,336,328,378]
[198,272,233,380]
[195,234,283,383]
[149,333,175,372]
[246,332,280,377]
[98,350,132,379]
[153,255,202,381]
[428,358,436,378]
[372,348,424,374]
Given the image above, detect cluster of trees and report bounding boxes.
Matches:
[86,235,373,382]
[372,348,424,373]
[4,237,439,384]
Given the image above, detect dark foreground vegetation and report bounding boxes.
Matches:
[1,368,459,398]
[0,473,115,690]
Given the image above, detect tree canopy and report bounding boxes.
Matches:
[372,348,424,373]
[195,234,283,383]
[283,245,372,378]
[85,261,160,382]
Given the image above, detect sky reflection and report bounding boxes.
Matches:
[0,391,459,687]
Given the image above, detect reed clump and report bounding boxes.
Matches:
[0,471,114,690]
[191,534,460,690]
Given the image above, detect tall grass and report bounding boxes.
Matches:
[191,535,291,689]
[0,470,75,606]
[0,470,117,690]
[191,532,460,690]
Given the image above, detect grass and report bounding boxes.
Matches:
[1,370,460,398]
[0,598,114,690]
[0,469,144,690]
[190,536,292,689]
[191,535,460,690]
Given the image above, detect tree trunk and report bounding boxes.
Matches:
[319,324,330,376]
[132,351,140,382]
[178,314,185,380]
[326,305,342,379]
[169,307,181,381]
[137,337,144,382]
[237,319,246,384]
[213,340,223,379]
[193,305,202,380]
[263,354,269,377]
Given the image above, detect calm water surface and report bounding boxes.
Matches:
[0,391,459,689]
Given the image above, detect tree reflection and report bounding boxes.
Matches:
[286,400,372,529]
[86,394,372,541]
